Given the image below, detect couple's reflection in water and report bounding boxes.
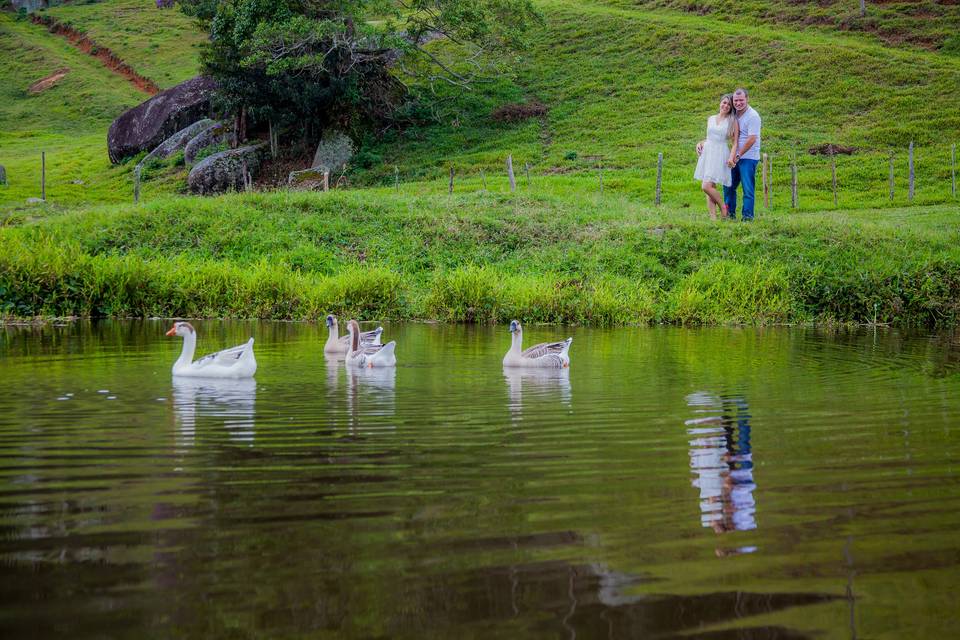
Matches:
[504,367,571,421]
[685,392,757,551]
[171,377,257,447]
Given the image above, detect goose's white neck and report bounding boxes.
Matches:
[174,331,197,370]
[508,329,523,355]
[325,323,339,349]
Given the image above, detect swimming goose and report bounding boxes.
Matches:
[324,314,383,355]
[166,321,257,378]
[502,320,571,368]
[345,319,396,368]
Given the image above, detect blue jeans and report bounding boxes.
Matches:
[724,158,758,221]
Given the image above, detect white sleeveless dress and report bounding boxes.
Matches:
[694,115,732,186]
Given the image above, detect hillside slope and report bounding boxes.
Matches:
[0,12,146,206]
[2,0,958,211]
[42,0,203,89]
[361,0,960,209]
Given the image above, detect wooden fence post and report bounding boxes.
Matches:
[524,162,530,187]
[322,170,329,192]
[860,0,865,17]
[599,158,604,195]
[134,165,141,204]
[480,169,487,192]
[394,166,399,192]
[952,143,956,198]
[448,166,454,194]
[889,153,895,201]
[507,155,516,192]
[908,141,915,202]
[831,149,838,207]
[762,153,769,209]
[655,152,663,205]
[41,151,46,202]
[791,155,798,209]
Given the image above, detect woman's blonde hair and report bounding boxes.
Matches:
[718,93,736,140]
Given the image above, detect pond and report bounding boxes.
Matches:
[1,321,959,638]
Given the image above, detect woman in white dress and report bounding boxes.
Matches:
[694,94,739,219]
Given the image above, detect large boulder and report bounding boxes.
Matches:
[187,145,264,195]
[136,119,215,171]
[184,121,235,166]
[108,75,217,164]
[312,130,354,174]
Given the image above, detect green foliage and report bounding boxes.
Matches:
[182,0,539,139]
[3,190,960,326]
[667,259,795,325]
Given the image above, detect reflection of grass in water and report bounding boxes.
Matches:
[2,190,960,325]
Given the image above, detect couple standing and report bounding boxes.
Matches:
[694,88,761,221]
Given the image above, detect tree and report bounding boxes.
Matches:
[180,0,540,144]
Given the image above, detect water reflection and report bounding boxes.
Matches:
[171,377,257,446]
[504,367,572,420]
[686,392,757,536]
[345,363,397,431]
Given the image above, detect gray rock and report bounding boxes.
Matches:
[288,167,329,189]
[312,130,353,174]
[187,145,264,195]
[107,75,217,164]
[184,122,235,166]
[26,197,44,204]
[136,119,215,172]
[0,165,6,186]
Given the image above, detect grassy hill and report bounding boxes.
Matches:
[1,0,959,325]
[596,0,960,53]
[42,0,203,88]
[359,0,960,210]
[0,12,146,206]
[2,0,959,211]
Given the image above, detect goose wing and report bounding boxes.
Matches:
[194,340,253,368]
[521,338,571,360]
[337,327,383,346]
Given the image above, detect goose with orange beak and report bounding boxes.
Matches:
[165,321,257,378]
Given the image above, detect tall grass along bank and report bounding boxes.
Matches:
[2,191,959,327]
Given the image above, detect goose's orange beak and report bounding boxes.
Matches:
[165,326,177,337]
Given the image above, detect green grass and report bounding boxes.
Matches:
[357,0,960,211]
[596,0,960,53]
[42,0,204,88]
[4,1,960,211]
[2,189,959,326]
[0,12,179,208]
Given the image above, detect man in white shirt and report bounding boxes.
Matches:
[725,88,761,221]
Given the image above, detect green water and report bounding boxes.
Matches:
[1,321,958,639]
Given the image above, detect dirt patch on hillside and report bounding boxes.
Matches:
[30,15,160,95]
[27,67,69,94]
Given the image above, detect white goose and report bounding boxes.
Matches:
[345,319,397,368]
[324,314,383,355]
[502,319,572,369]
[166,321,257,379]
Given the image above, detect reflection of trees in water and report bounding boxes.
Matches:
[504,367,572,422]
[366,555,836,639]
[686,392,757,536]
[171,377,257,447]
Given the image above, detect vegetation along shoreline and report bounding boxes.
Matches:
[2,191,959,327]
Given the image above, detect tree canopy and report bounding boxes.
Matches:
[180,0,540,141]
